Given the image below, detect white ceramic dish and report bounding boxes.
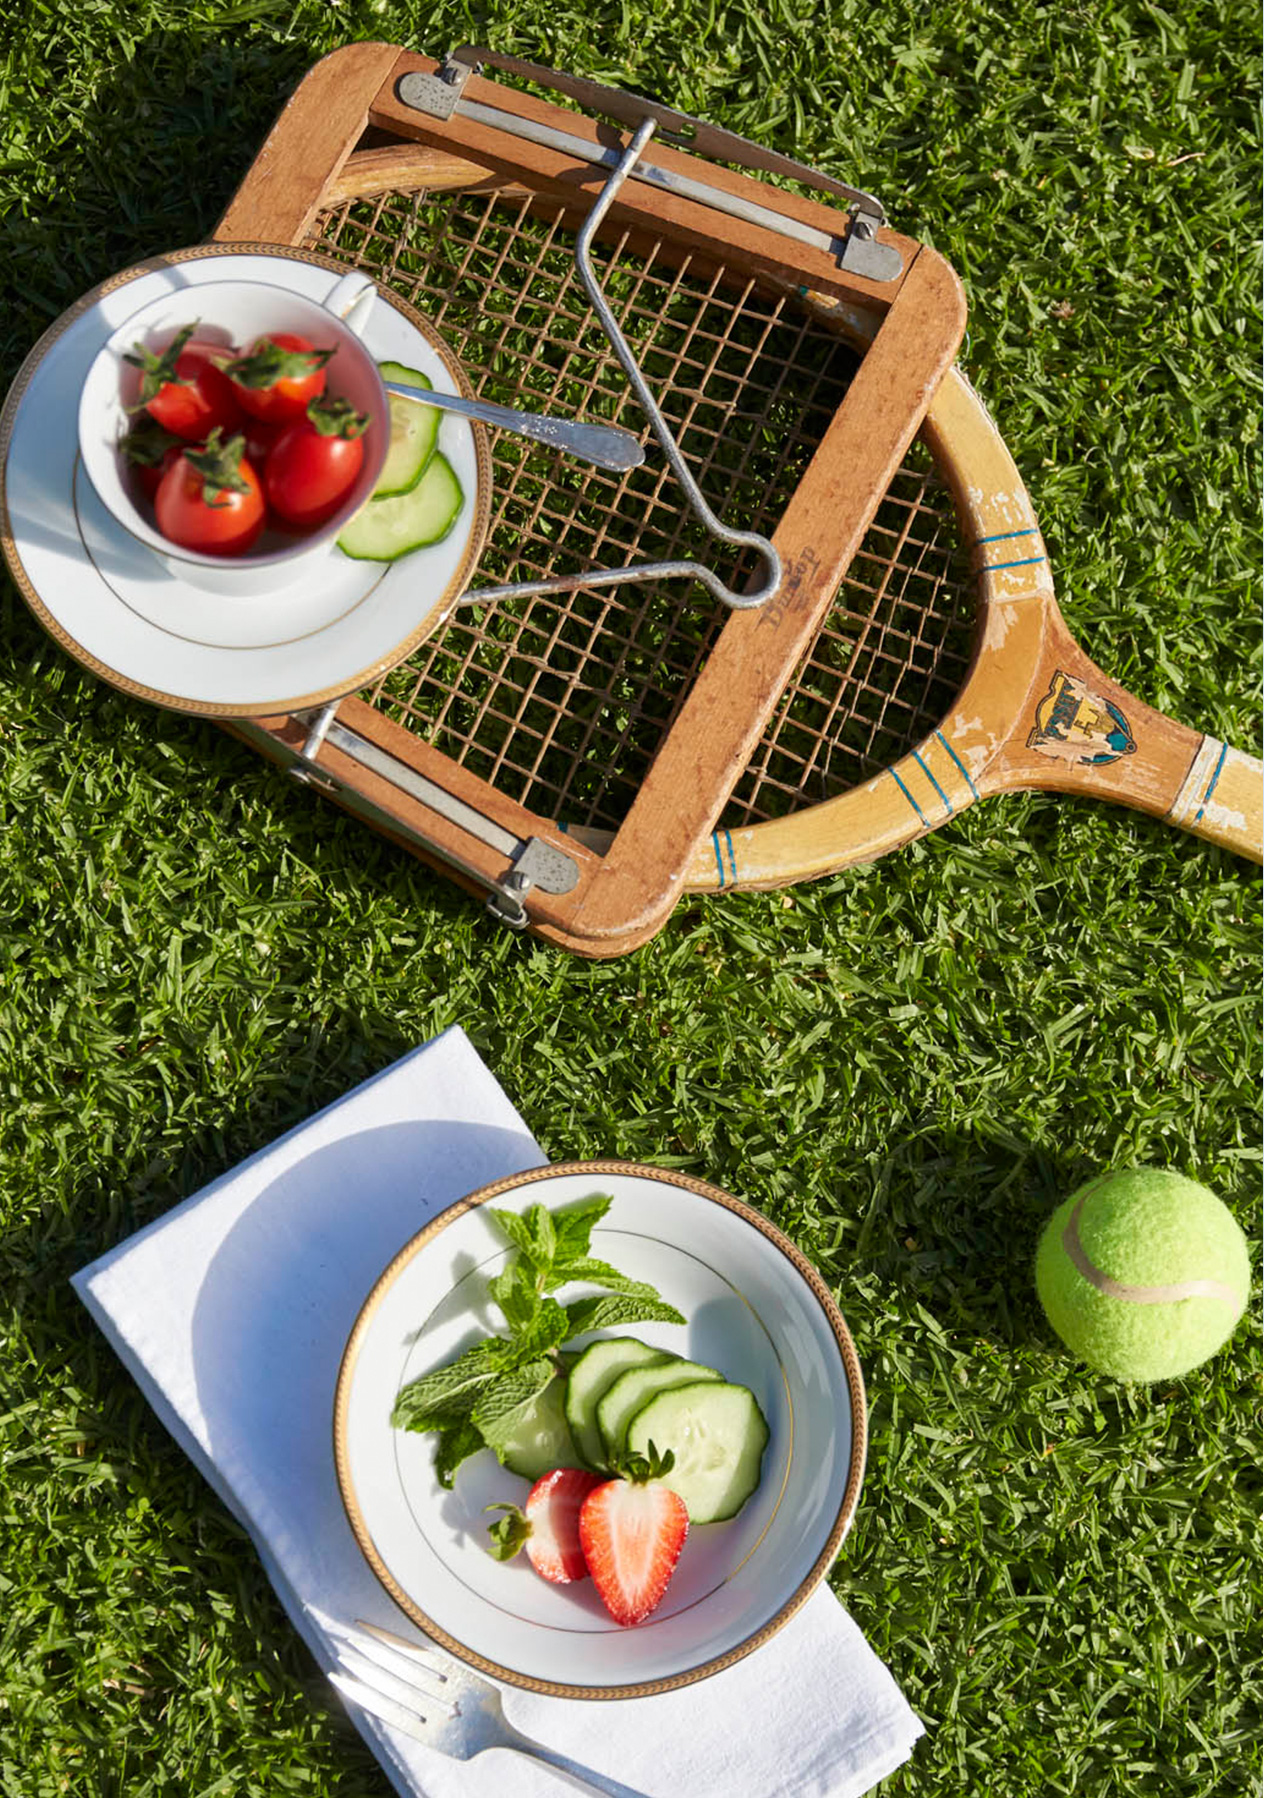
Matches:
[77,268,390,594]
[334,1161,866,1699]
[0,244,490,717]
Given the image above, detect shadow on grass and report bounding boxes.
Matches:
[1,28,317,386]
[816,1128,1093,1351]
[1,25,322,847]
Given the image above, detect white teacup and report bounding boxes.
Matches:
[77,264,389,596]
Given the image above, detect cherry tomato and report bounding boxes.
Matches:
[118,419,184,499]
[124,325,244,441]
[241,417,283,476]
[135,444,183,501]
[264,395,369,529]
[225,333,336,424]
[154,430,266,557]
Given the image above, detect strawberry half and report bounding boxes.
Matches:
[578,1443,689,1627]
[486,1467,603,1584]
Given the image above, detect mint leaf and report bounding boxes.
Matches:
[488,1206,540,1260]
[552,1257,662,1299]
[506,1296,571,1361]
[488,1204,557,1280]
[471,1360,556,1437]
[393,1190,684,1490]
[472,1360,561,1467]
[487,1262,539,1334]
[552,1194,613,1263]
[434,1418,486,1489]
[389,1399,480,1435]
[391,1338,509,1430]
[528,1208,557,1265]
[565,1293,686,1336]
[525,1202,557,1268]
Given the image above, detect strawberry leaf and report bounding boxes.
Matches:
[484,1503,532,1561]
[615,1439,677,1484]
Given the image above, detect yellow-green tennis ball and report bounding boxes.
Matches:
[1035,1169,1250,1381]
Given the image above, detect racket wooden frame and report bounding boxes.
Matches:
[213,44,1260,955]
[675,353,1263,892]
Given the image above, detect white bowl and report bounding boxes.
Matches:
[334,1161,866,1698]
[77,263,389,596]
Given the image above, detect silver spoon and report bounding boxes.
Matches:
[384,379,644,473]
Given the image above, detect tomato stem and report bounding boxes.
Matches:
[183,429,254,505]
[304,394,371,439]
[225,337,335,390]
[122,323,199,406]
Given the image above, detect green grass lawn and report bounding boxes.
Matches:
[1,2,1260,1794]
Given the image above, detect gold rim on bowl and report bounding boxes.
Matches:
[333,1158,867,1700]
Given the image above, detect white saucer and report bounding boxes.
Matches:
[0,246,490,717]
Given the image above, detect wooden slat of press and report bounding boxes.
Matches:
[557,245,967,951]
[356,50,966,950]
[323,146,775,323]
[214,46,965,951]
[367,51,914,309]
[214,41,402,245]
[324,143,518,204]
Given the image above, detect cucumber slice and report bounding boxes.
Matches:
[480,1372,584,1483]
[337,452,464,562]
[596,1358,724,1461]
[625,1380,769,1524]
[564,1339,676,1470]
[375,361,439,497]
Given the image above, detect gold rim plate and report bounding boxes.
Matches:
[334,1160,866,1699]
[0,244,491,718]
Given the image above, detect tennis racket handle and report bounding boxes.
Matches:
[985,640,1263,864]
[1160,739,1263,861]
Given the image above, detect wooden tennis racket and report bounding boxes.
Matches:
[208,45,1260,954]
[670,345,1264,895]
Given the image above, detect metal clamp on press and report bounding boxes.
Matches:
[398,50,817,616]
[399,49,901,283]
[286,705,580,932]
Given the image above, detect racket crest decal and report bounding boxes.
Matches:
[1027,671,1137,768]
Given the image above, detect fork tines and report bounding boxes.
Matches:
[328,1616,459,1718]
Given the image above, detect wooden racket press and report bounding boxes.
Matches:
[215,44,967,955]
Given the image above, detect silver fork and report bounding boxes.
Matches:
[326,1616,648,1798]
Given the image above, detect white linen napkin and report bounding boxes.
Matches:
[72,1026,923,1798]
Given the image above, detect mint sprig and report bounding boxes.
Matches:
[392,1194,684,1487]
